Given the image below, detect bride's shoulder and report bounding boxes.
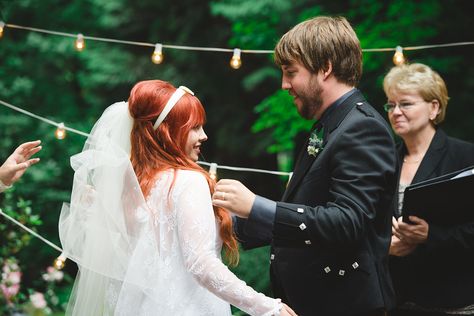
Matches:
[175,169,208,186]
[172,170,211,198]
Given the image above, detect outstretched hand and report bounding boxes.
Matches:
[212,179,255,218]
[0,140,42,186]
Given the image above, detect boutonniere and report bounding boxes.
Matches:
[307,128,324,157]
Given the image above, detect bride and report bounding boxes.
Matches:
[59,80,296,315]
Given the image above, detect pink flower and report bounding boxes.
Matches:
[0,283,20,303]
[30,292,47,309]
[42,266,64,282]
[7,271,22,285]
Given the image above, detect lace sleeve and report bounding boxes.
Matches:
[174,171,281,316]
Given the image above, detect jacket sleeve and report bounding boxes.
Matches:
[273,116,397,248]
[234,195,276,250]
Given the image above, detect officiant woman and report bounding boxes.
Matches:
[384,62,474,316]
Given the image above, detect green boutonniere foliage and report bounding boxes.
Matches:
[307,127,324,157]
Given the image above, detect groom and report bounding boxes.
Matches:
[213,16,397,316]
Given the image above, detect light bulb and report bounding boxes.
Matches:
[55,123,66,140]
[75,33,85,51]
[393,46,405,66]
[0,21,5,39]
[209,163,218,181]
[53,254,66,270]
[151,43,164,64]
[230,48,242,69]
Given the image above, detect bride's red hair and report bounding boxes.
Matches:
[128,80,238,265]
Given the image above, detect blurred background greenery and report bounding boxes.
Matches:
[1,0,473,314]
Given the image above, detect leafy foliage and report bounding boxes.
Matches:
[252,90,313,153]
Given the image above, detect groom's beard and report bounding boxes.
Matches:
[299,78,324,120]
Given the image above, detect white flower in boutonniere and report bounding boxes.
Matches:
[307,128,324,157]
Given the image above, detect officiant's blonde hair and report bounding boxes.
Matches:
[383,63,449,125]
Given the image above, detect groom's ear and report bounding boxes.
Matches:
[322,62,332,80]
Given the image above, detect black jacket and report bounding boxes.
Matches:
[237,90,398,316]
[390,128,474,309]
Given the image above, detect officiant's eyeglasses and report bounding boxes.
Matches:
[383,101,424,113]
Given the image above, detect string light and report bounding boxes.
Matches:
[230,48,242,69]
[393,46,405,66]
[53,253,67,270]
[2,23,474,68]
[151,43,164,64]
[0,21,5,38]
[55,122,67,139]
[75,33,85,51]
[209,163,218,180]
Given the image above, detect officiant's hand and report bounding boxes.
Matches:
[212,179,255,218]
[394,216,429,244]
[389,235,417,256]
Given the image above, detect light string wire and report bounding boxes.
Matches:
[0,207,63,253]
[363,41,474,52]
[199,161,291,176]
[4,23,274,53]
[0,99,90,137]
[0,98,292,176]
[4,23,474,54]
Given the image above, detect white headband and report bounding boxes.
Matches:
[153,85,194,130]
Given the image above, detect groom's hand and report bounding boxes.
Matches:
[212,179,255,218]
[281,303,298,316]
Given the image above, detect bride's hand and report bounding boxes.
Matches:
[279,303,298,316]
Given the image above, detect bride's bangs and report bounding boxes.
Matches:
[174,94,206,132]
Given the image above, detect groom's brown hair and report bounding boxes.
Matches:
[274,16,362,86]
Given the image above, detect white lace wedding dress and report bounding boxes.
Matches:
[59,102,280,315]
[110,169,280,315]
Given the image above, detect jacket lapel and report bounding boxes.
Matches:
[282,91,367,202]
[282,140,316,201]
[413,129,447,182]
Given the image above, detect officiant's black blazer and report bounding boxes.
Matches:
[390,128,474,309]
[237,90,398,316]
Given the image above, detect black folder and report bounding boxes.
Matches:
[402,165,474,225]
